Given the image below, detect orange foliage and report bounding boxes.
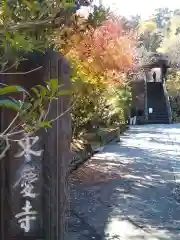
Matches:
[76,17,135,77]
[63,15,136,84]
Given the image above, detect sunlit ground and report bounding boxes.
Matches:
[105,217,169,240]
[69,124,180,240]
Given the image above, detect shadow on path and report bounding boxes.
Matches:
[66,124,180,240]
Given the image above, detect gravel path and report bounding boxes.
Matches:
[66,124,180,240]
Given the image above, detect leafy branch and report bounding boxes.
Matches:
[0,78,71,159]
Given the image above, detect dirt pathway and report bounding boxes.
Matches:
[66,124,180,240]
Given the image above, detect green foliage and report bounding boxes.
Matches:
[0,0,92,70]
[0,99,22,111]
[106,83,132,125]
[0,79,70,133]
[166,71,180,96]
[137,20,162,53]
[20,79,71,132]
[134,8,180,65]
[71,72,132,137]
[87,5,109,27]
[166,71,180,122]
[0,85,26,95]
[0,85,26,111]
[71,78,103,136]
[0,0,111,161]
[170,95,180,122]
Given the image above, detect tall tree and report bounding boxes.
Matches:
[157,14,180,67]
[153,8,171,28]
[0,0,92,71]
[138,20,163,52]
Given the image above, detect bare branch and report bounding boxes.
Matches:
[6,130,24,137]
[0,66,42,75]
[49,105,72,123]
[0,62,17,73]
[8,123,24,134]
[44,100,52,121]
[2,113,20,136]
[0,137,10,160]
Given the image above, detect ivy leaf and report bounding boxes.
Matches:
[48,79,59,92]
[31,87,40,97]
[37,121,52,128]
[0,99,21,111]
[9,97,24,108]
[0,85,26,95]
[36,85,48,98]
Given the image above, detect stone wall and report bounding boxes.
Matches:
[70,125,128,171]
